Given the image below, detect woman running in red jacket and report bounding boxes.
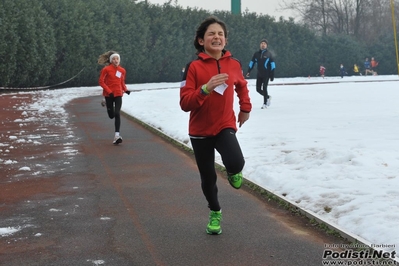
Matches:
[98,51,130,144]
[180,16,252,235]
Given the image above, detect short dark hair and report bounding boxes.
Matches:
[193,16,228,54]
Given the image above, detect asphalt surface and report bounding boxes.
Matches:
[0,95,348,266]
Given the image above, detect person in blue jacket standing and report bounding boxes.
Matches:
[246,39,275,109]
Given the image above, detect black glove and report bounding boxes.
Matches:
[125,90,131,95]
[270,76,274,82]
[109,93,114,98]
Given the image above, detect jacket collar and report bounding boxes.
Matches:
[198,50,231,60]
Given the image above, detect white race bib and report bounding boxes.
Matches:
[214,83,228,95]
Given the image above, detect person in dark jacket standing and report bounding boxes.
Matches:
[246,39,275,109]
[180,16,252,235]
[339,64,347,78]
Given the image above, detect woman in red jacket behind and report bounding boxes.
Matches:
[180,16,252,235]
[98,51,130,145]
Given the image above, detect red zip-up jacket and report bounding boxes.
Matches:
[99,64,127,97]
[180,51,252,137]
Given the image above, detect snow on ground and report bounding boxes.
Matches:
[1,75,399,260]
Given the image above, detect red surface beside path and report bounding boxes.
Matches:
[1,93,73,209]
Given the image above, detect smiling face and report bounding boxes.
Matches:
[198,23,226,59]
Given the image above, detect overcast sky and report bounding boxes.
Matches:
[146,0,295,19]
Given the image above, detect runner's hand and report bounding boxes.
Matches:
[237,111,249,128]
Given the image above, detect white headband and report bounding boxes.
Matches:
[109,53,120,62]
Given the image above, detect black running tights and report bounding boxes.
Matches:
[256,76,270,104]
[190,128,245,211]
[105,96,122,132]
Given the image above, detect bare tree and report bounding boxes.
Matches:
[359,0,394,42]
[351,0,365,38]
[281,0,398,42]
[281,0,331,35]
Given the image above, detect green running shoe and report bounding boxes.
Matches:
[206,210,222,235]
[228,172,243,189]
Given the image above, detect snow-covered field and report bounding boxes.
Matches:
[1,75,399,260]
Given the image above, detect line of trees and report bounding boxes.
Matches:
[0,0,398,88]
[282,0,397,41]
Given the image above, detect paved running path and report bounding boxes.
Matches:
[0,94,347,265]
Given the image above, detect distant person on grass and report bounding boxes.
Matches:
[180,16,252,235]
[339,64,347,78]
[319,65,326,78]
[371,57,379,75]
[98,51,131,145]
[353,64,361,76]
[364,58,373,75]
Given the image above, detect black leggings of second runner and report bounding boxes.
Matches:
[190,128,245,211]
[105,96,122,132]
